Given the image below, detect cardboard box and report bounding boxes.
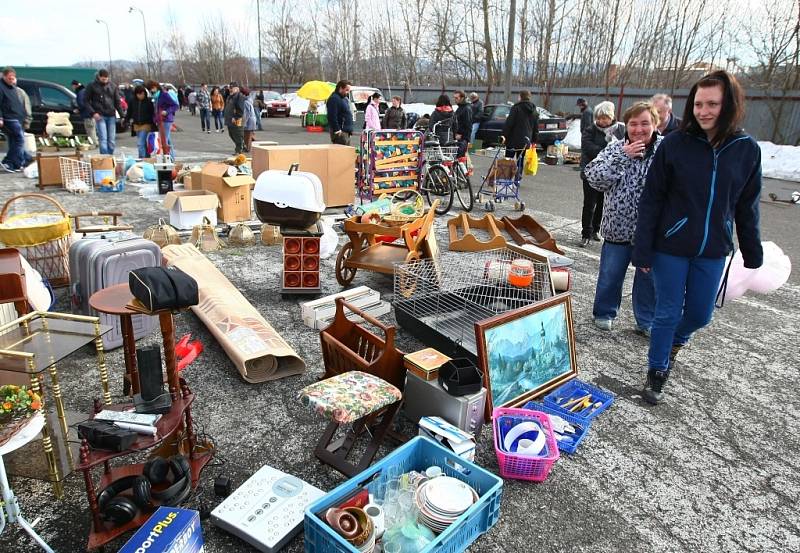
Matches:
[251,144,356,207]
[164,190,220,230]
[201,162,253,223]
[419,416,476,462]
[188,167,203,191]
[36,152,80,187]
[118,507,204,553]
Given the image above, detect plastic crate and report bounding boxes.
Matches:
[522,401,590,455]
[542,378,615,425]
[304,436,502,553]
[492,407,559,482]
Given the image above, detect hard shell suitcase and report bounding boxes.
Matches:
[69,232,162,349]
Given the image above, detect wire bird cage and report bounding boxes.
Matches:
[59,156,93,194]
[423,145,459,163]
[393,247,554,359]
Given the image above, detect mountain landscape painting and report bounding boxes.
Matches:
[483,300,574,408]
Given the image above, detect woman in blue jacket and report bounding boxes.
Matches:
[632,70,762,404]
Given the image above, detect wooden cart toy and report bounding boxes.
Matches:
[335,200,439,286]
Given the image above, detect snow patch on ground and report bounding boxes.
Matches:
[759,141,800,182]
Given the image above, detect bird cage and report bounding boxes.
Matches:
[393,246,554,358]
[59,156,93,194]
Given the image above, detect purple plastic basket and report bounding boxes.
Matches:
[492,407,560,482]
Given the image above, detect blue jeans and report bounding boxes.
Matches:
[648,252,726,371]
[161,122,175,160]
[136,130,148,158]
[199,108,211,131]
[593,241,655,330]
[213,110,224,130]
[470,122,480,143]
[95,116,117,154]
[1,119,31,169]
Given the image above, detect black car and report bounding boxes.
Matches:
[476,104,567,146]
[16,78,127,136]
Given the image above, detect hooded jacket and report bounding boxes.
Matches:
[632,130,762,269]
[454,100,472,139]
[125,94,155,127]
[584,133,663,243]
[154,89,179,124]
[382,105,406,129]
[85,77,121,117]
[503,101,539,150]
[74,85,93,119]
[428,105,456,144]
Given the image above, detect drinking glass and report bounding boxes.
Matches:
[372,481,387,505]
[383,540,401,553]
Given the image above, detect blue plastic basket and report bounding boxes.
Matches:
[522,401,590,454]
[304,436,503,553]
[542,379,614,425]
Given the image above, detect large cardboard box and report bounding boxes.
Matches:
[201,162,253,223]
[188,167,203,191]
[88,155,117,189]
[251,144,356,207]
[118,507,204,553]
[36,152,80,187]
[163,190,220,229]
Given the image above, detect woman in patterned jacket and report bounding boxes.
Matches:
[584,102,662,335]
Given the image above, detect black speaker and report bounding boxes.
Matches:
[137,346,164,401]
[78,420,138,452]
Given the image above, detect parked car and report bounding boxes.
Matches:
[349,86,388,115]
[16,78,128,136]
[260,91,291,117]
[476,104,567,146]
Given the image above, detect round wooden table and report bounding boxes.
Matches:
[89,284,180,397]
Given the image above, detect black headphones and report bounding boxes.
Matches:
[97,455,192,525]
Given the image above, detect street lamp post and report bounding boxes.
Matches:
[128,6,150,76]
[96,19,112,75]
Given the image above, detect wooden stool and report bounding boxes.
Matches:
[299,371,402,477]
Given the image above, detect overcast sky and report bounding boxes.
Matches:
[0,0,260,66]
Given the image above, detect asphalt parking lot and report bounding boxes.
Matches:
[0,109,798,553]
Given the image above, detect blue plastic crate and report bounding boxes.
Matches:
[542,379,614,425]
[521,401,591,454]
[304,436,503,553]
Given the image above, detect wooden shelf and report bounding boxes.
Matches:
[75,393,195,471]
[85,454,213,551]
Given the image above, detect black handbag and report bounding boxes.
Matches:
[129,267,198,312]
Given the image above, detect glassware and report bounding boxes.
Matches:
[382,539,401,553]
[372,481,387,505]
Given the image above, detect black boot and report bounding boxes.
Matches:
[668,344,684,370]
[643,369,668,405]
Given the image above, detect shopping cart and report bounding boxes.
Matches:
[475,139,530,212]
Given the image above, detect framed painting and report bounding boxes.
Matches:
[475,293,578,421]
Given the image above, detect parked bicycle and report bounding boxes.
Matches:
[419,121,474,215]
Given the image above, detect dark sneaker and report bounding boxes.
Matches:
[668,344,684,370]
[643,369,668,405]
[0,162,15,173]
[580,237,591,247]
[591,232,602,242]
[635,326,651,338]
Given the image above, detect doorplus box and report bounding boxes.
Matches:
[118,507,204,553]
[200,162,253,223]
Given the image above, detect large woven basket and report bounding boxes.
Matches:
[0,415,37,448]
[144,218,182,248]
[0,193,72,287]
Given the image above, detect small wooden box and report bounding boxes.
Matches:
[404,348,451,381]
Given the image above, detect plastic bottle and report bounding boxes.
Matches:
[555,140,564,165]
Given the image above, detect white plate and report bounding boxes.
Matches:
[424,477,476,514]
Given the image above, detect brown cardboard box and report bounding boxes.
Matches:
[188,167,203,191]
[251,144,356,207]
[88,155,116,171]
[36,152,80,187]
[201,162,253,223]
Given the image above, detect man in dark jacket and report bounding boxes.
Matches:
[223,82,246,154]
[84,69,122,154]
[453,90,472,156]
[71,80,98,145]
[469,92,484,143]
[0,67,32,172]
[577,98,593,133]
[326,80,353,145]
[651,93,681,135]
[502,90,539,158]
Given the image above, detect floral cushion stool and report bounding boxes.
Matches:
[298,371,403,477]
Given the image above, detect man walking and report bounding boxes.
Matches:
[651,93,681,135]
[468,92,484,143]
[71,80,98,145]
[577,98,593,132]
[326,80,353,145]
[0,67,32,172]
[197,83,211,134]
[453,90,472,156]
[85,69,122,155]
[502,90,539,159]
[223,82,246,154]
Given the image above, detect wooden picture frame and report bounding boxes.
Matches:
[474,293,578,421]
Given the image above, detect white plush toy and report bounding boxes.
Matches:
[45,111,73,137]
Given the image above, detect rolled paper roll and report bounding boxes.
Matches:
[552,269,570,292]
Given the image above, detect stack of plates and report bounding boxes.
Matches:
[355,528,375,553]
[414,476,478,534]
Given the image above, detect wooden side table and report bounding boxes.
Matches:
[0,248,29,318]
[89,283,181,397]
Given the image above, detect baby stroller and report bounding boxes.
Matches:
[476,138,530,212]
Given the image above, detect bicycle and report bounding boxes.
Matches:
[419,120,456,215]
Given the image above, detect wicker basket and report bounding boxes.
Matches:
[228,223,256,247]
[144,218,182,248]
[0,415,37,448]
[0,193,72,287]
[383,189,425,226]
[191,216,224,252]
